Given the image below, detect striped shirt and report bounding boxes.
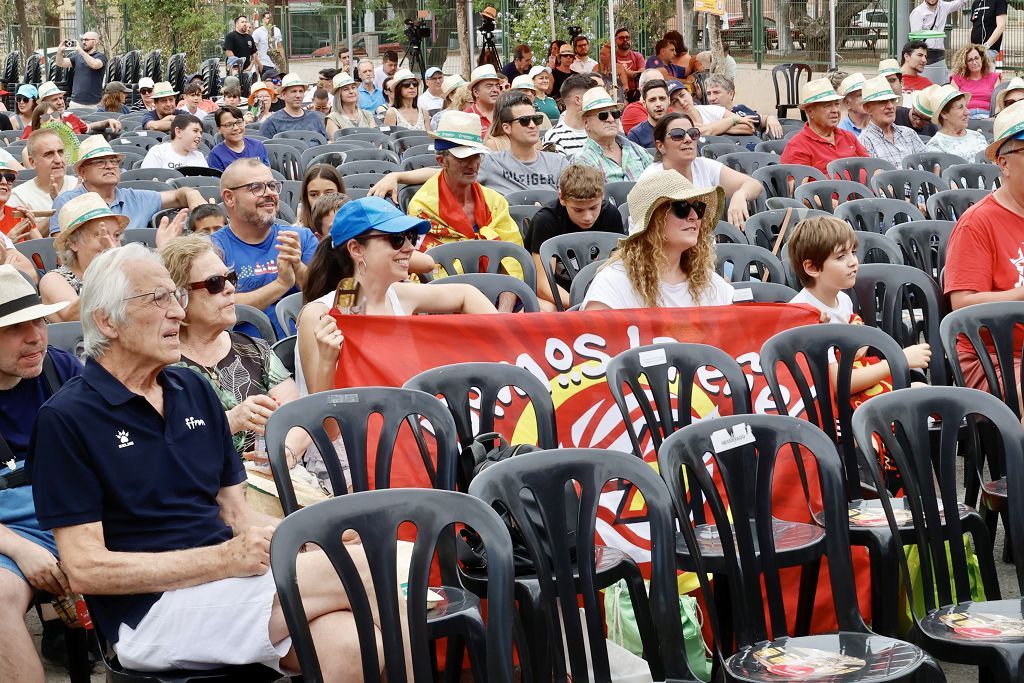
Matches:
[543,121,588,156]
[857,122,927,169]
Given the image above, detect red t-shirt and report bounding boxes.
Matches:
[778,125,870,175]
[0,205,21,237]
[621,101,648,135]
[902,73,934,93]
[20,113,87,140]
[464,103,492,139]
[615,50,645,89]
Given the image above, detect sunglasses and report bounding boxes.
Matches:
[560,54,575,59]
[189,270,238,295]
[505,113,544,127]
[596,109,623,121]
[671,200,707,220]
[0,171,16,184]
[15,95,33,103]
[139,88,153,94]
[666,127,701,142]
[361,229,420,250]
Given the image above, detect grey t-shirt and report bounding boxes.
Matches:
[70,51,107,105]
[478,150,569,195]
[259,109,327,139]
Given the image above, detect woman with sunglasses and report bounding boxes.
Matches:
[8,85,38,132]
[641,112,763,228]
[583,169,732,311]
[573,87,652,183]
[382,69,426,130]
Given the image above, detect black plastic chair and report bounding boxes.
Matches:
[569,260,603,309]
[112,136,161,151]
[700,141,741,159]
[751,163,826,199]
[716,151,780,175]
[338,160,400,176]
[834,196,925,233]
[732,280,798,302]
[538,231,621,311]
[753,138,789,155]
[392,134,435,156]
[398,184,422,213]
[826,156,895,184]
[468,449,693,682]
[429,273,540,312]
[855,231,905,265]
[851,386,1024,680]
[121,180,169,193]
[271,489,515,682]
[274,291,303,337]
[232,304,277,342]
[15,237,57,274]
[121,228,157,248]
[344,132,396,150]
[793,179,873,212]
[870,168,945,206]
[926,188,989,222]
[744,207,830,251]
[401,153,440,172]
[714,243,786,284]
[169,176,219,190]
[341,147,401,165]
[504,189,559,207]
[264,142,303,181]
[885,220,954,281]
[943,162,1002,190]
[274,129,328,147]
[902,151,966,176]
[712,220,746,244]
[339,172,383,191]
[46,321,84,358]
[401,143,436,160]
[426,240,536,290]
[508,204,540,240]
[149,208,183,231]
[661,413,941,680]
[300,151,347,172]
[771,63,812,119]
[271,335,296,376]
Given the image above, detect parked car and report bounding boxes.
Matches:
[851,8,888,29]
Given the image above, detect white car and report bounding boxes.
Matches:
[851,9,888,29]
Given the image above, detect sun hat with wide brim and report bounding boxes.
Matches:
[997,77,1024,112]
[55,192,130,251]
[37,81,63,100]
[581,87,620,114]
[279,73,307,92]
[511,74,536,91]
[878,59,902,78]
[248,81,278,105]
[468,64,501,89]
[330,196,430,248]
[798,78,843,109]
[625,169,725,239]
[986,99,1024,161]
[912,84,942,119]
[429,110,490,159]
[930,84,969,125]
[331,71,356,93]
[151,81,177,100]
[441,75,467,98]
[0,157,17,172]
[0,264,68,327]
[860,75,900,104]
[74,136,124,170]
[391,69,418,87]
[837,72,866,97]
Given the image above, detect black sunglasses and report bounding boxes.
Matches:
[666,127,701,141]
[15,95,33,103]
[0,171,16,184]
[596,109,623,121]
[139,88,153,94]
[361,229,420,250]
[505,113,544,127]
[671,200,707,220]
[189,270,238,294]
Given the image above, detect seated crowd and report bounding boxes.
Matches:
[1,27,1023,682]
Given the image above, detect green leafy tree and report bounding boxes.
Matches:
[119,0,223,69]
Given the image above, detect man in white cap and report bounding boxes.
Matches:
[419,67,446,121]
[259,73,327,139]
[466,65,502,139]
[141,81,188,132]
[836,73,868,136]
[0,263,80,680]
[131,77,156,112]
[857,75,927,169]
[780,78,869,174]
[8,129,79,237]
[54,30,107,111]
[50,136,204,234]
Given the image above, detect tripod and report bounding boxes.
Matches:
[401,37,427,81]
[478,29,502,70]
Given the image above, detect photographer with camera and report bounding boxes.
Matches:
[54,32,107,111]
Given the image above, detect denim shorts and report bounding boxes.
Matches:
[0,485,59,582]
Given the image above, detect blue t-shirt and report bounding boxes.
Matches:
[208,138,271,172]
[644,56,685,79]
[357,84,386,113]
[28,360,244,643]
[210,223,318,337]
[259,109,327,139]
[626,120,655,149]
[141,108,189,130]
[51,186,163,234]
[837,115,863,136]
[732,104,762,130]
[70,51,108,105]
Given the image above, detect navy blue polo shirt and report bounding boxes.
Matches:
[28,359,245,643]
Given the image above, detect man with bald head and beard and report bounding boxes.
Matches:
[210,158,317,337]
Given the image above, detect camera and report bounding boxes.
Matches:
[404,18,430,43]
[568,26,583,40]
[479,16,496,35]
[64,39,77,48]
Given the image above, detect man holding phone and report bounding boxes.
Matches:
[54,31,107,111]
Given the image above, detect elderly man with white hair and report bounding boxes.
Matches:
[29,243,392,679]
[54,31,107,111]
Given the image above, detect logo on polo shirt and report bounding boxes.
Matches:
[184,416,207,430]
[116,430,135,449]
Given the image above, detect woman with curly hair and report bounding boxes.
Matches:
[950,44,1001,118]
[583,169,732,310]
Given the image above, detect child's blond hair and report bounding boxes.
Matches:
[786,216,858,287]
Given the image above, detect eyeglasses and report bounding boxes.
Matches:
[228,180,284,196]
[504,113,544,127]
[666,127,701,141]
[189,270,238,294]
[123,286,189,309]
[670,200,707,220]
[360,228,420,250]
[0,172,16,184]
[139,88,153,95]
[596,109,623,121]
[219,119,245,129]
[86,157,121,169]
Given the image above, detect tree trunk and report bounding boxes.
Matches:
[682,0,698,51]
[14,0,34,60]
[708,12,726,74]
[741,0,750,22]
[777,0,794,53]
[456,0,471,79]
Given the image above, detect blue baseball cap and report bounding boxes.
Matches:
[331,197,430,248]
[16,84,38,99]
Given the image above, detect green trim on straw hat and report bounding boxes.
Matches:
[66,206,117,232]
[433,129,482,143]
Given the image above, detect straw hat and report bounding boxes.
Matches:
[331,71,356,93]
[798,78,843,109]
[837,73,866,97]
[468,64,500,89]
[912,84,941,119]
[429,110,489,158]
[511,74,536,91]
[930,84,969,125]
[55,192,129,251]
[74,136,123,170]
[860,75,899,104]
[280,73,307,91]
[392,69,417,86]
[37,81,63,100]
[986,100,1024,161]
[580,87,619,114]
[625,170,724,239]
[151,81,177,99]
[996,77,1024,112]
[0,265,68,327]
[441,75,467,98]
[247,81,278,105]
[878,59,901,78]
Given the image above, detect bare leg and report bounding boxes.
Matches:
[0,568,43,683]
[279,610,381,682]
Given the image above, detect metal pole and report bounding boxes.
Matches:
[466,0,475,65]
[76,0,85,37]
[609,0,616,94]
[829,0,836,70]
[346,0,354,74]
[549,0,556,41]
[895,0,910,60]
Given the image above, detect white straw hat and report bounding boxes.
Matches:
[799,78,843,109]
[429,110,490,159]
[860,75,899,104]
[0,264,68,327]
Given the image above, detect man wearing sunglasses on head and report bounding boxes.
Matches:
[211,158,318,338]
[573,87,652,183]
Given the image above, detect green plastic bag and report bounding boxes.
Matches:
[898,535,987,634]
[604,579,713,682]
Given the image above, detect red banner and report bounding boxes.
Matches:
[333,304,871,632]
